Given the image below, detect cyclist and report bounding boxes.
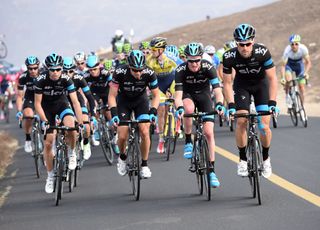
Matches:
[103,59,115,74]
[114,43,126,67]
[146,37,177,154]
[34,53,83,193]
[15,56,40,153]
[74,51,87,75]
[123,42,132,58]
[165,45,184,65]
[216,40,237,80]
[0,69,10,120]
[63,57,96,160]
[139,41,151,57]
[175,42,224,187]
[178,45,187,62]
[109,50,160,178]
[223,24,278,179]
[280,34,312,107]
[204,45,220,69]
[111,29,129,53]
[85,54,113,147]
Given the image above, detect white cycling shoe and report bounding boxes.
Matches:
[45,177,54,194]
[117,158,127,176]
[237,160,249,177]
[83,143,91,160]
[140,166,152,179]
[262,157,272,178]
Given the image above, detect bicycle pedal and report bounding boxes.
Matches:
[188,167,196,173]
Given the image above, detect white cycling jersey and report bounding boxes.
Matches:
[282,44,309,62]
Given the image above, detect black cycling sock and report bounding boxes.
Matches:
[262,147,269,161]
[141,160,148,167]
[210,161,215,173]
[238,146,247,161]
[83,138,89,145]
[120,153,127,161]
[185,134,192,144]
[26,134,31,141]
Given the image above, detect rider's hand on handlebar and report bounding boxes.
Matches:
[111,116,120,127]
[41,121,50,131]
[215,102,226,116]
[268,100,280,115]
[16,111,23,121]
[227,103,236,119]
[149,107,158,124]
[175,106,185,119]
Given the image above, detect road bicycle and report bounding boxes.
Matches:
[122,119,149,201]
[184,111,217,201]
[19,116,44,178]
[287,77,307,127]
[233,111,275,205]
[163,98,179,161]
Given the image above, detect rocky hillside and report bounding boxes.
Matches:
[147,0,320,103]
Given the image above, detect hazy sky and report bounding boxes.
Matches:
[1,0,277,66]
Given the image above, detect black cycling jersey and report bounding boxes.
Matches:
[175,60,220,94]
[84,68,112,97]
[18,71,37,100]
[69,73,96,115]
[34,71,76,104]
[222,43,274,83]
[111,64,158,99]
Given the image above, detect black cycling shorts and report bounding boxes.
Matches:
[183,91,214,122]
[22,98,35,110]
[42,101,74,133]
[93,93,108,106]
[233,78,269,112]
[117,95,150,126]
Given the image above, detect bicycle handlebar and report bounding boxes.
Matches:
[183,111,218,118]
[120,119,150,125]
[233,111,272,119]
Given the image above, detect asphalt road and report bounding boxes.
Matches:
[0,113,319,230]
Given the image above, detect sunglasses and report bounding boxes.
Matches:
[187,59,201,63]
[49,68,62,72]
[89,67,99,72]
[143,51,150,55]
[291,43,299,46]
[131,68,144,73]
[151,48,162,52]
[237,42,253,47]
[77,62,85,65]
[65,69,75,74]
[28,67,38,71]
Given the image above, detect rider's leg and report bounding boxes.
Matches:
[117,126,129,156]
[139,122,151,162]
[183,98,195,143]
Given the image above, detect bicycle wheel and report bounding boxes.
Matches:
[289,95,298,126]
[99,122,113,165]
[0,41,8,59]
[193,142,203,195]
[201,139,211,201]
[253,138,262,205]
[149,123,155,151]
[74,141,83,188]
[4,100,9,123]
[33,130,41,178]
[129,138,141,201]
[68,169,75,192]
[272,115,278,128]
[219,115,223,127]
[296,93,307,128]
[55,150,64,206]
[165,115,174,161]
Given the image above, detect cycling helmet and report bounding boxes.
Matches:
[289,34,301,43]
[127,50,146,70]
[123,43,132,54]
[165,45,179,58]
[74,51,86,63]
[178,45,187,56]
[63,57,76,70]
[139,41,150,50]
[184,42,204,57]
[204,45,216,54]
[86,54,99,68]
[104,59,114,71]
[115,29,123,37]
[45,53,63,68]
[233,24,256,42]
[224,40,237,50]
[150,37,167,49]
[115,42,124,54]
[25,56,40,66]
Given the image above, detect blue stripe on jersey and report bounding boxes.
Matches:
[256,104,268,112]
[82,86,90,92]
[202,115,215,120]
[81,107,88,114]
[137,114,150,121]
[264,58,273,67]
[150,79,158,87]
[210,78,220,85]
[67,84,75,91]
[60,108,74,119]
[107,75,112,82]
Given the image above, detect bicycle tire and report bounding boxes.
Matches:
[253,138,262,205]
[99,123,114,165]
[55,150,64,206]
[272,115,278,128]
[0,41,8,59]
[219,115,223,127]
[296,93,307,128]
[149,123,155,151]
[246,141,255,198]
[201,139,211,201]
[33,130,41,178]
[194,141,203,195]
[165,115,173,161]
[289,94,298,126]
[4,101,9,123]
[130,138,141,201]
[68,170,75,192]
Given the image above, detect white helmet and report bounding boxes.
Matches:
[74,51,86,63]
[205,45,216,54]
[115,29,123,37]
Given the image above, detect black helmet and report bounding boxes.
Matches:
[127,50,146,70]
[150,37,167,49]
[233,24,256,42]
[184,42,204,57]
[45,53,63,68]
